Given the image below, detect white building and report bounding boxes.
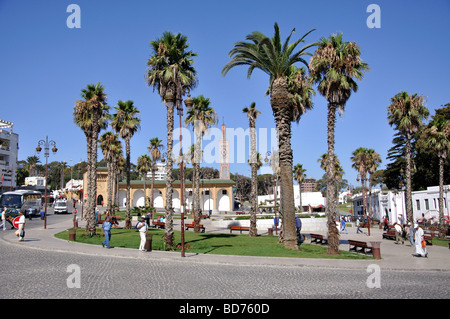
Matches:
[0,120,18,192]
[146,163,167,181]
[412,185,450,221]
[258,185,326,212]
[352,185,450,224]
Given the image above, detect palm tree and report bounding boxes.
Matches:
[137,154,152,206]
[222,22,316,250]
[351,147,370,229]
[147,137,163,207]
[26,156,40,176]
[309,32,369,254]
[73,82,109,236]
[367,149,382,221]
[293,164,307,212]
[243,102,261,237]
[99,131,121,212]
[418,117,450,238]
[146,31,197,249]
[185,95,218,232]
[388,91,429,225]
[111,100,141,229]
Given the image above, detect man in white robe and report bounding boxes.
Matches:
[414,223,427,257]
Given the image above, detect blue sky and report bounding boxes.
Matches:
[1,0,449,188]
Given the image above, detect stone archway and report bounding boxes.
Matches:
[133,190,145,207]
[216,189,230,211]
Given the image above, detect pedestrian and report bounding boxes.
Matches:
[295,216,303,243]
[356,218,363,234]
[340,217,348,234]
[137,216,148,251]
[72,208,78,228]
[102,216,112,249]
[0,207,6,231]
[394,222,404,244]
[17,210,26,241]
[407,222,415,246]
[414,223,427,257]
[383,216,389,231]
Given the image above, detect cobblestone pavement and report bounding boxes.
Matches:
[1,241,448,299]
[1,210,449,301]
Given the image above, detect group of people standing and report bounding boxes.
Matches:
[101,213,149,251]
[339,215,429,258]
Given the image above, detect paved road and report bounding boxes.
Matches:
[0,208,449,303]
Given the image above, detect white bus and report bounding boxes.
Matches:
[0,190,42,217]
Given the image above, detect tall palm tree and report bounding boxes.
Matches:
[99,131,121,212]
[351,147,370,228]
[146,31,197,249]
[388,91,429,225]
[418,117,450,238]
[243,102,261,237]
[367,149,382,220]
[185,95,218,232]
[222,22,316,250]
[26,156,40,176]
[73,82,109,236]
[111,100,141,229]
[309,33,369,254]
[147,137,163,207]
[293,163,306,212]
[137,154,152,206]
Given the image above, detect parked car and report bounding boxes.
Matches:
[54,200,68,214]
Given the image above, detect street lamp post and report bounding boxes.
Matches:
[36,136,57,229]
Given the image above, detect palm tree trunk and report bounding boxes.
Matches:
[151,167,155,208]
[438,156,446,239]
[193,129,202,233]
[250,162,258,236]
[125,137,131,229]
[271,77,297,250]
[249,119,257,237]
[326,103,339,255]
[405,135,413,225]
[298,183,303,213]
[87,110,100,237]
[165,103,175,249]
[193,163,201,232]
[107,161,113,212]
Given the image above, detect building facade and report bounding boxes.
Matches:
[0,120,18,192]
[85,168,235,212]
[352,185,450,224]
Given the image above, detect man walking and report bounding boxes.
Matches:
[394,222,404,244]
[137,216,148,251]
[340,217,348,234]
[356,218,363,234]
[102,216,112,249]
[0,207,6,231]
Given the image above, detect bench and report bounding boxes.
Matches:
[151,221,165,229]
[185,223,205,233]
[424,232,434,246]
[229,226,250,234]
[382,229,396,240]
[199,214,210,219]
[348,240,373,255]
[97,216,121,225]
[235,211,245,215]
[310,233,328,245]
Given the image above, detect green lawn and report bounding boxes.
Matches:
[55,227,373,260]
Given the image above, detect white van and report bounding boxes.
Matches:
[54,200,68,214]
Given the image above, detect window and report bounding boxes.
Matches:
[425,199,429,210]
[416,200,420,210]
[222,190,227,195]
